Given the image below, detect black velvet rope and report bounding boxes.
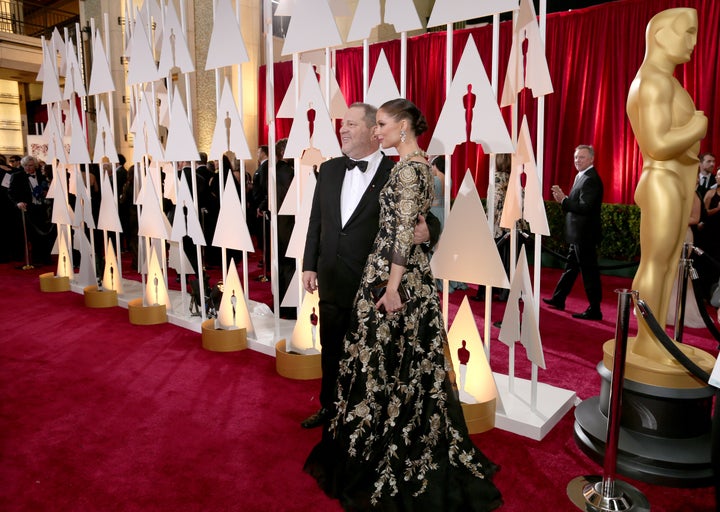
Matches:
[693,245,720,272]
[634,298,712,384]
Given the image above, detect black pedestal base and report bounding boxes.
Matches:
[574,363,714,487]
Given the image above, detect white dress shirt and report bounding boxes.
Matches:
[340,150,383,227]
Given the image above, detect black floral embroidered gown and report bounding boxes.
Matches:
[304,160,502,511]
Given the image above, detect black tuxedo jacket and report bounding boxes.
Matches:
[562,166,603,245]
[303,155,439,308]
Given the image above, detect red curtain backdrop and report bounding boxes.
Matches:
[259,0,719,205]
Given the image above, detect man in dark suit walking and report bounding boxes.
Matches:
[300,103,440,428]
[543,144,604,320]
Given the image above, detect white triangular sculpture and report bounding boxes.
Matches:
[498,246,546,368]
[41,39,62,105]
[427,37,514,156]
[431,171,509,288]
[73,228,96,287]
[365,50,401,108]
[133,91,165,162]
[101,240,123,293]
[346,0,380,43]
[316,64,349,118]
[205,0,249,70]
[55,228,73,279]
[289,290,321,354]
[216,259,255,336]
[98,173,123,233]
[50,28,66,76]
[44,107,68,164]
[164,93,200,162]
[72,170,95,229]
[427,0,517,28]
[48,164,74,225]
[276,63,313,119]
[144,246,171,309]
[127,13,158,85]
[68,103,91,165]
[501,0,553,107]
[167,241,195,275]
[137,171,171,240]
[281,270,300,308]
[385,0,424,33]
[285,171,317,258]
[281,0,342,55]
[62,39,86,99]
[500,117,550,235]
[88,28,115,95]
[209,78,252,161]
[447,297,499,405]
[170,173,206,245]
[278,176,298,215]
[212,177,254,251]
[93,102,119,164]
[157,0,195,76]
[284,69,342,159]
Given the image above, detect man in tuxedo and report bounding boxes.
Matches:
[8,155,53,265]
[697,152,716,197]
[300,103,441,428]
[543,145,604,320]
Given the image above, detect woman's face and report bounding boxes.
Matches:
[375,109,405,150]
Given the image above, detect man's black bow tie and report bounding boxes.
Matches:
[345,157,368,172]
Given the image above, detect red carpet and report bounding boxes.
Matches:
[0,260,716,511]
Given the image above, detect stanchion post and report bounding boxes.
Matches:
[567,289,650,512]
[258,211,269,283]
[21,209,34,270]
[673,243,692,342]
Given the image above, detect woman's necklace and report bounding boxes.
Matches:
[400,149,428,162]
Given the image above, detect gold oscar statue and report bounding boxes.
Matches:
[623,7,715,386]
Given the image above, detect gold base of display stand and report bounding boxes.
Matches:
[462,399,496,434]
[127,298,167,325]
[275,339,322,380]
[83,285,118,308]
[201,319,247,352]
[39,272,70,292]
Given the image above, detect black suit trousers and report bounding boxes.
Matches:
[552,242,602,309]
[317,301,353,411]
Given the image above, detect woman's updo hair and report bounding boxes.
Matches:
[379,98,428,136]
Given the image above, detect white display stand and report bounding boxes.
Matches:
[69,277,293,357]
[492,372,577,441]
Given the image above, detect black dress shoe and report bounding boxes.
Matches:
[572,309,603,321]
[542,298,565,311]
[301,408,330,429]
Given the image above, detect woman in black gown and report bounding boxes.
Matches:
[304,99,502,511]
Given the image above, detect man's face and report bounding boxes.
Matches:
[9,157,20,167]
[24,162,37,174]
[339,106,376,159]
[574,148,593,172]
[700,154,716,174]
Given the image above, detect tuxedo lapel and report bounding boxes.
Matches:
[344,157,393,227]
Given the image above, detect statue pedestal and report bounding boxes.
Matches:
[461,399,496,434]
[39,272,70,292]
[201,319,247,352]
[83,285,118,308]
[275,339,322,380]
[127,298,167,325]
[574,338,716,486]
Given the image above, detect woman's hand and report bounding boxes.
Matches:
[377,287,404,314]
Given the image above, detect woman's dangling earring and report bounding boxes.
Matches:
[400,130,406,144]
